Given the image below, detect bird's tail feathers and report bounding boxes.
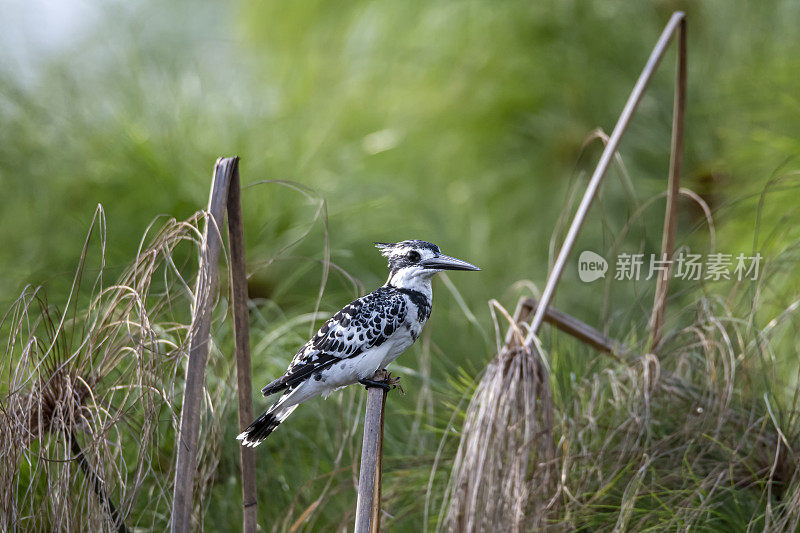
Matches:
[236,404,298,447]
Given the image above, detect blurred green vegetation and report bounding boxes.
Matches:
[2,0,800,530]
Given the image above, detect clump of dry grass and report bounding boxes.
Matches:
[437,250,800,531]
[580,225,800,530]
[441,298,556,532]
[434,161,800,532]
[0,206,234,531]
[553,287,800,530]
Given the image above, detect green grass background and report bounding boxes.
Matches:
[2,0,800,530]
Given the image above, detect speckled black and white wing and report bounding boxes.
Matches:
[260,287,410,397]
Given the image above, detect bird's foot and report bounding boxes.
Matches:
[384,375,405,394]
[359,371,404,394]
[359,378,392,391]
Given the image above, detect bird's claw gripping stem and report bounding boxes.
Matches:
[359,371,404,394]
[359,378,392,391]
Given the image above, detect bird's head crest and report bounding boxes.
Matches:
[373,242,393,258]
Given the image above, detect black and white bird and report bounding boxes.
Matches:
[237,240,480,447]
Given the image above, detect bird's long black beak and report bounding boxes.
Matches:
[422,254,481,271]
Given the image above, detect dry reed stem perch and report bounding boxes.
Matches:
[354,369,392,533]
[172,158,236,532]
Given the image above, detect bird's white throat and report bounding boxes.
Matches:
[385,266,434,300]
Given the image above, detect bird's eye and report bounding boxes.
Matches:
[407,250,421,262]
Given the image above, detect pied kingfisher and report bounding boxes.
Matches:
[237,240,480,447]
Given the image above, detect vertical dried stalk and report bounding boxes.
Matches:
[649,16,687,350]
[370,390,387,533]
[354,370,390,533]
[172,158,235,532]
[226,159,259,532]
